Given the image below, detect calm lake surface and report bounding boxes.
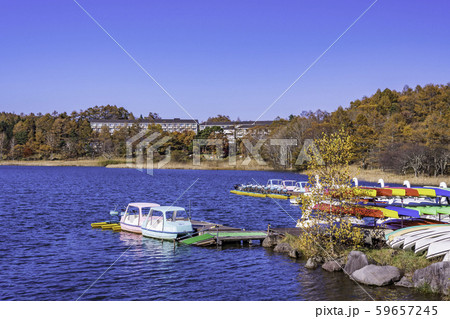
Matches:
[0,166,439,301]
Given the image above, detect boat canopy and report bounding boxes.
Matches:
[150,206,186,213]
[128,203,160,209]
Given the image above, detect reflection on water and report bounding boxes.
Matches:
[0,166,440,301]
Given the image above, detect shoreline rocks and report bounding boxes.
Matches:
[395,275,414,288]
[412,261,450,295]
[305,258,319,269]
[262,235,282,248]
[344,251,368,275]
[263,234,449,297]
[322,259,344,272]
[271,240,302,259]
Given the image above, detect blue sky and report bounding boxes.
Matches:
[1,0,449,121]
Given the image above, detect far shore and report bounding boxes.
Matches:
[1,159,448,186]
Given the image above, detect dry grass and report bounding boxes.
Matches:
[348,166,449,186]
[0,158,126,167]
[0,158,274,170]
[2,159,448,180]
[0,159,104,167]
[107,159,274,171]
[303,165,449,186]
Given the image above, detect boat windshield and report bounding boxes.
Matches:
[166,209,187,221]
[267,179,283,186]
[126,206,139,216]
[141,207,152,217]
[283,180,296,186]
[146,210,163,227]
[295,182,306,188]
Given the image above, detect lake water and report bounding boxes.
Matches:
[0,166,439,301]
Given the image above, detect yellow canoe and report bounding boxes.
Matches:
[387,188,406,196]
[91,222,108,228]
[267,194,289,200]
[101,223,119,230]
[112,225,122,232]
[230,190,266,198]
[414,188,436,197]
[378,207,399,218]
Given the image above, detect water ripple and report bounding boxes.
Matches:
[0,166,440,301]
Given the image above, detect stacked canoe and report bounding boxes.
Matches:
[360,186,450,198]
[386,225,450,259]
[313,203,425,219]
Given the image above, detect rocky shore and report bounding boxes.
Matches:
[262,234,450,296]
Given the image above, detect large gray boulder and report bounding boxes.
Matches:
[322,259,343,272]
[351,265,402,286]
[413,262,450,295]
[344,251,368,275]
[262,235,281,248]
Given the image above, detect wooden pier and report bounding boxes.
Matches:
[180,219,267,246]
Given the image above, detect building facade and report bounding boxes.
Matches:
[89,118,273,138]
[90,118,199,134]
[198,120,273,139]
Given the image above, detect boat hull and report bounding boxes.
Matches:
[141,228,191,240]
[120,222,142,234]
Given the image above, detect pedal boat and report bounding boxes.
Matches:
[120,202,160,234]
[141,206,194,240]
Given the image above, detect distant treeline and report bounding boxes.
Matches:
[0,84,449,176]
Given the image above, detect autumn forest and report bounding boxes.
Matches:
[1,84,449,177]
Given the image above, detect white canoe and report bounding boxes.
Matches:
[389,227,445,248]
[387,224,449,244]
[403,226,450,250]
[426,239,450,259]
[402,229,445,250]
[415,233,450,254]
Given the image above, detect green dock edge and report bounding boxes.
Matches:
[180,233,215,245]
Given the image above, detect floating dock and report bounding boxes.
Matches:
[179,220,268,246]
[179,230,268,246]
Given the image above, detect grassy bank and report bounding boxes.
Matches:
[353,248,436,274]
[0,158,274,171]
[283,234,437,274]
[106,160,274,171]
[1,160,448,183]
[348,166,449,186]
[303,165,449,186]
[0,159,127,167]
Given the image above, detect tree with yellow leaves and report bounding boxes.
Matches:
[295,129,364,259]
